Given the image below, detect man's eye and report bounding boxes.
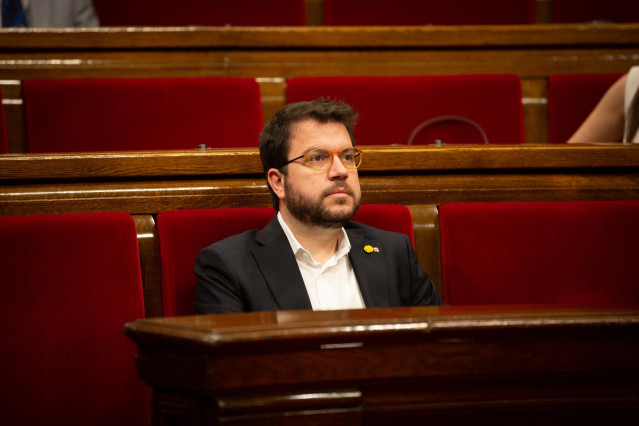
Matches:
[342,153,354,161]
[309,151,329,162]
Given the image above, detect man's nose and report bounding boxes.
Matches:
[327,153,349,178]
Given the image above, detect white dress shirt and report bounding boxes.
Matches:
[277,212,365,311]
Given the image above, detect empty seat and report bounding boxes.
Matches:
[439,201,639,307]
[324,0,536,25]
[286,75,525,145]
[157,204,414,316]
[94,0,306,26]
[23,77,263,152]
[553,0,639,23]
[547,73,623,143]
[0,212,150,425]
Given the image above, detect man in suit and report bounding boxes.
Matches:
[194,98,443,314]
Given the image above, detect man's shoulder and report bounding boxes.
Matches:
[345,221,409,241]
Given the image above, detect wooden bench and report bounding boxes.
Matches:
[1,24,638,152]
[2,144,638,316]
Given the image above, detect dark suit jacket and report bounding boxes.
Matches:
[194,216,443,314]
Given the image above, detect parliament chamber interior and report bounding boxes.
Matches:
[1,0,638,425]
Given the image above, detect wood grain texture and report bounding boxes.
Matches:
[125,306,639,424]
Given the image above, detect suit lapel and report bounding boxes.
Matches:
[252,217,313,311]
[347,228,391,308]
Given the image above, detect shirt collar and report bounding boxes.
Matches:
[277,212,351,264]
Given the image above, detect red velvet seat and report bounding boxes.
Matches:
[324,0,536,25]
[157,204,414,316]
[439,201,639,307]
[553,0,639,23]
[23,77,263,152]
[286,75,525,145]
[93,0,306,26]
[547,73,623,143]
[0,88,7,153]
[0,212,150,425]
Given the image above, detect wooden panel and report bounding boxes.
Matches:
[125,306,639,425]
[408,204,442,296]
[1,145,638,218]
[133,214,163,318]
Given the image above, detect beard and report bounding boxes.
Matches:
[284,179,361,229]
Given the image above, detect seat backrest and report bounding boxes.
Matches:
[439,201,639,307]
[351,204,415,245]
[547,73,622,143]
[157,207,277,316]
[324,0,536,25]
[286,75,525,145]
[157,204,414,316]
[23,77,262,152]
[0,87,7,153]
[94,0,306,26]
[0,212,150,425]
[553,0,639,23]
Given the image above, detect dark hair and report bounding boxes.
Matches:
[259,98,358,209]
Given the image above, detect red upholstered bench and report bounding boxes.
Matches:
[157,204,415,316]
[23,77,263,152]
[553,0,639,23]
[0,212,150,425]
[547,73,623,143]
[324,0,536,25]
[439,201,639,307]
[286,75,525,145]
[93,0,307,26]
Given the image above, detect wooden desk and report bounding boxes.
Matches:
[125,305,639,425]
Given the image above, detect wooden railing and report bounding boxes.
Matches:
[1,24,638,151]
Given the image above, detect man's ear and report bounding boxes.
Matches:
[267,168,285,200]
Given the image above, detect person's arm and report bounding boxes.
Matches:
[567,74,628,144]
[193,245,246,314]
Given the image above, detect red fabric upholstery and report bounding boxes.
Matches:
[286,75,525,145]
[352,204,414,246]
[157,204,414,316]
[439,201,639,307]
[157,207,277,316]
[324,0,536,25]
[93,0,306,26]
[553,0,639,23]
[23,77,262,152]
[0,88,7,154]
[0,212,150,425]
[547,73,622,143]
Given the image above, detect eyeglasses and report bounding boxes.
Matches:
[278,147,363,171]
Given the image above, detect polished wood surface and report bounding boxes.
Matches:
[1,24,638,151]
[125,305,639,425]
[2,145,637,216]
